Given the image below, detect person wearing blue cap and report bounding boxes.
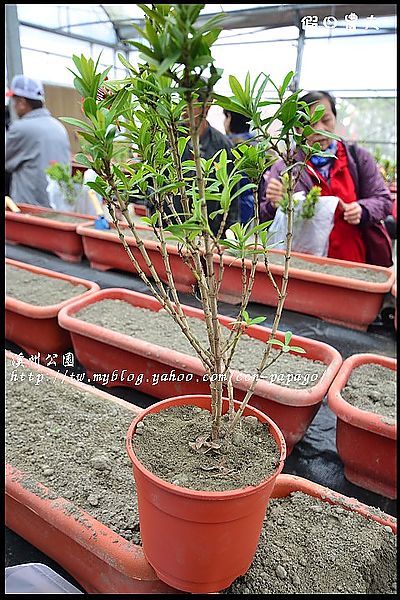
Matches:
[5,75,71,207]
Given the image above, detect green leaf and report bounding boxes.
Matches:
[310,105,325,124]
[83,97,98,118]
[74,153,93,168]
[280,71,294,97]
[229,75,247,106]
[284,331,293,346]
[60,117,94,132]
[267,338,284,347]
[280,100,297,123]
[86,181,107,197]
[249,316,267,324]
[289,346,306,354]
[177,135,190,157]
[157,53,180,76]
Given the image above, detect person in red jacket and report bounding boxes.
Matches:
[259,91,393,266]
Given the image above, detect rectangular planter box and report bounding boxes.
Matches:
[76,222,197,294]
[214,249,395,331]
[327,353,397,499]
[6,258,100,364]
[58,288,343,454]
[5,203,95,262]
[5,351,180,595]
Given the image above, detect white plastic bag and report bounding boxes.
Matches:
[5,563,83,593]
[46,176,90,214]
[268,192,340,256]
[46,177,69,212]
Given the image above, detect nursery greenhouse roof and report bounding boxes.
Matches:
[6,3,397,159]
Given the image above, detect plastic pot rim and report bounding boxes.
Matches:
[76,222,191,258]
[327,353,397,438]
[5,203,95,231]
[6,258,100,318]
[58,287,342,407]
[126,394,287,500]
[214,249,394,293]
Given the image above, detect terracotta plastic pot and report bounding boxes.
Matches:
[6,258,100,364]
[327,353,397,499]
[214,249,394,331]
[5,351,181,594]
[76,222,197,293]
[126,394,287,593]
[5,203,95,262]
[58,287,342,454]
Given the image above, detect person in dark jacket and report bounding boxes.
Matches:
[258,91,393,266]
[223,109,257,225]
[150,90,240,237]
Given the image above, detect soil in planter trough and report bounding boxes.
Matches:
[342,363,396,420]
[222,490,397,594]
[6,359,396,594]
[75,300,327,388]
[5,358,142,544]
[6,264,88,306]
[26,212,90,223]
[256,252,389,283]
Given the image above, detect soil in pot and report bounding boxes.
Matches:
[26,212,90,223]
[257,252,389,283]
[6,358,396,594]
[6,264,88,306]
[75,300,327,389]
[132,405,281,491]
[342,364,396,419]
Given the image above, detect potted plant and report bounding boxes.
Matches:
[327,352,397,500]
[374,147,397,192]
[62,4,342,593]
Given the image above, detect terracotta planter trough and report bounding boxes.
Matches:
[328,353,397,499]
[58,287,343,454]
[5,203,95,262]
[214,249,395,331]
[76,222,197,294]
[6,258,99,364]
[5,351,180,595]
